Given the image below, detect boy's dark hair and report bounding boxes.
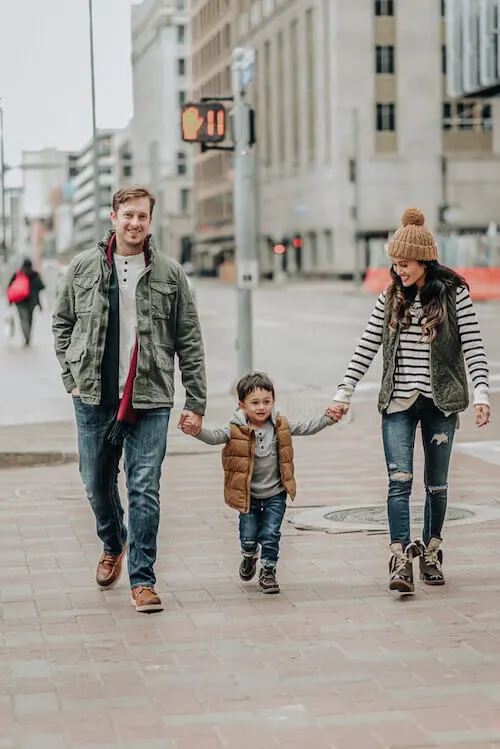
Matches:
[237,372,275,402]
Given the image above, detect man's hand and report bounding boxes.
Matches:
[325,401,350,421]
[177,410,203,436]
[475,404,490,428]
[71,387,80,397]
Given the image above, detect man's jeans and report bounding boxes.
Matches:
[239,491,287,569]
[73,399,170,589]
[382,396,457,548]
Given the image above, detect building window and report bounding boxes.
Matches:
[178,58,186,76]
[483,103,493,132]
[375,0,394,16]
[121,152,133,178]
[376,102,396,131]
[178,91,186,107]
[441,45,447,75]
[277,31,285,164]
[290,20,299,165]
[180,188,190,214]
[375,45,395,74]
[442,102,452,130]
[177,25,186,43]
[306,8,316,163]
[177,151,187,176]
[263,41,272,166]
[457,101,475,129]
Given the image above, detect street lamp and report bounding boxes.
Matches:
[0,100,6,261]
[88,0,101,240]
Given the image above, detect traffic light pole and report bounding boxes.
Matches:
[232,48,255,378]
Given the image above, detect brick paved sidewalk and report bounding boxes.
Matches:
[1,397,500,748]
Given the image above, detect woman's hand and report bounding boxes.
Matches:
[325,401,350,421]
[475,404,490,428]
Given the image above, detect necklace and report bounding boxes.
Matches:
[408,303,424,321]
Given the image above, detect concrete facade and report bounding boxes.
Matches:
[237,0,500,276]
[190,0,235,271]
[131,0,194,262]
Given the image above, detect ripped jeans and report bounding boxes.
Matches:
[382,395,457,547]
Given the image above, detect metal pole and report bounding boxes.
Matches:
[0,103,6,262]
[352,107,362,288]
[232,48,254,377]
[88,0,101,240]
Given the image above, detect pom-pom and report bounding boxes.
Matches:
[401,208,425,227]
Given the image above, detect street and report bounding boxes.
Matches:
[1,278,500,748]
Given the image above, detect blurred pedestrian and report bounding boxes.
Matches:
[182,372,337,594]
[7,258,45,346]
[52,186,206,614]
[327,208,490,594]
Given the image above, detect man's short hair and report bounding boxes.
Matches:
[237,372,275,402]
[112,186,156,217]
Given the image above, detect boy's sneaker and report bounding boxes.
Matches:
[130,586,164,613]
[239,554,258,581]
[259,566,280,594]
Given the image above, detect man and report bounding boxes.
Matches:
[52,186,206,613]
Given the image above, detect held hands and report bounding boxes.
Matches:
[475,404,490,428]
[325,401,350,422]
[177,410,203,436]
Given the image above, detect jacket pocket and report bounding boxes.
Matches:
[153,346,174,373]
[65,342,86,363]
[74,273,99,313]
[150,281,177,318]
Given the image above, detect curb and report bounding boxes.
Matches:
[0,445,219,471]
[0,452,78,470]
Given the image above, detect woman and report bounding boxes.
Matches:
[7,258,45,346]
[328,208,490,594]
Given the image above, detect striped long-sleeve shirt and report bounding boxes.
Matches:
[334,285,489,409]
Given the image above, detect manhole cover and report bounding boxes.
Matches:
[287,502,500,533]
[325,505,474,525]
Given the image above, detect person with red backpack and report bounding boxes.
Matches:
[7,259,45,346]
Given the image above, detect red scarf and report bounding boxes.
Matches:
[106,233,149,428]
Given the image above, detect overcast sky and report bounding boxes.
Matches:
[0,0,142,178]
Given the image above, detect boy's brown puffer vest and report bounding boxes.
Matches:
[221,413,297,513]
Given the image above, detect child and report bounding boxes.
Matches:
[182,372,336,594]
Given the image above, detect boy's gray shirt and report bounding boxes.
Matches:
[194,407,334,500]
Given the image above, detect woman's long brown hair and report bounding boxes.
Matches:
[388,261,468,341]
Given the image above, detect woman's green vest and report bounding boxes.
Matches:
[378,285,469,414]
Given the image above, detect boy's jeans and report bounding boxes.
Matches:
[239,491,287,569]
[73,399,170,589]
[382,396,457,548]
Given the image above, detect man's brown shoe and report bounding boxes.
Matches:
[96,547,126,589]
[130,586,164,613]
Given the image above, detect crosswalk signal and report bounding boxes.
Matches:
[181,102,227,144]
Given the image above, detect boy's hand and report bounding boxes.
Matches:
[177,411,203,435]
[325,402,349,421]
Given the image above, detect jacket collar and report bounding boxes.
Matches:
[97,229,155,266]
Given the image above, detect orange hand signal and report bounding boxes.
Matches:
[182,106,204,141]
